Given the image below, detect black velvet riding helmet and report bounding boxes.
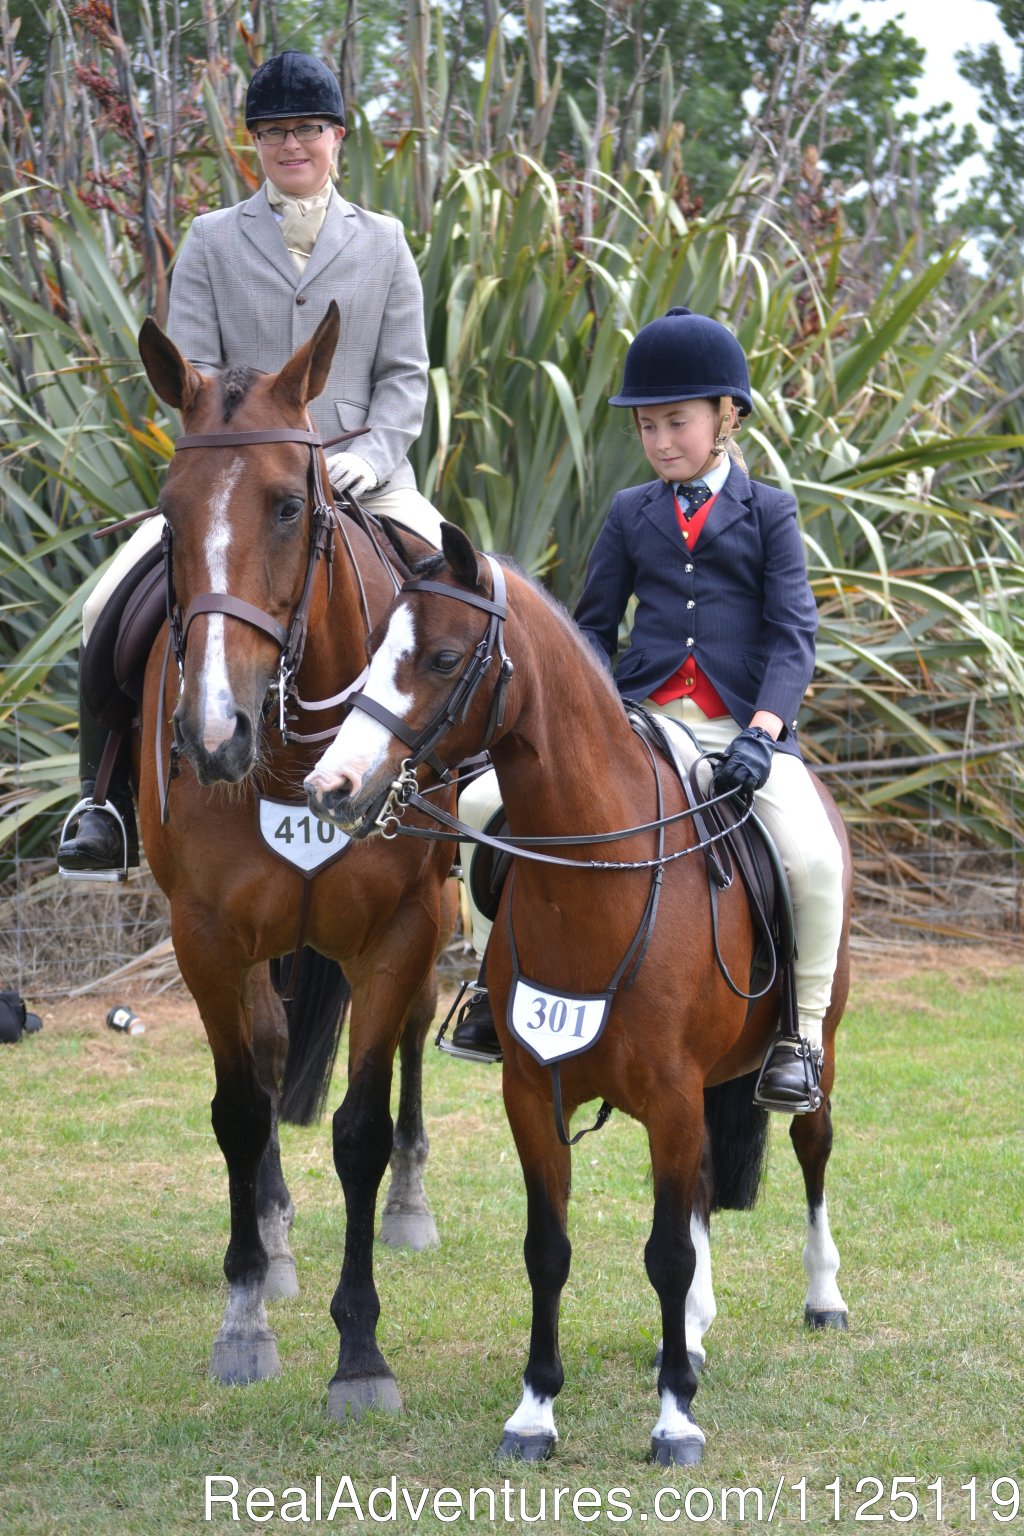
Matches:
[609,307,753,416]
[245,51,346,129]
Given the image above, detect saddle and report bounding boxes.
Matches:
[80,539,167,732]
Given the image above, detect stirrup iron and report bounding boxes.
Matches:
[57,798,131,883]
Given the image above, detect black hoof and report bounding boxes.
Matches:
[328,1374,403,1421]
[805,1307,849,1331]
[495,1431,555,1463]
[650,1433,704,1467]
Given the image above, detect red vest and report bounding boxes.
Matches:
[649,490,730,717]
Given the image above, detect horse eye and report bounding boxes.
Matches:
[278,498,304,524]
[431,650,461,674]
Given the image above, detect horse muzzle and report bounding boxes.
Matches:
[304,767,386,840]
[173,701,258,786]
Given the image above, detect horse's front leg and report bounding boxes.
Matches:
[496,1074,572,1463]
[645,1093,707,1467]
[176,926,281,1385]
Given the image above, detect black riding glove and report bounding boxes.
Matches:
[711,726,775,806]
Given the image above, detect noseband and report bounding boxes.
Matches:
[344,556,514,803]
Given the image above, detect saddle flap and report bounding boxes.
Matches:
[80,540,166,729]
[112,561,167,702]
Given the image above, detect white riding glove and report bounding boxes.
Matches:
[326,451,379,499]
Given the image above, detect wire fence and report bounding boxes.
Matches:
[2,707,1022,1001]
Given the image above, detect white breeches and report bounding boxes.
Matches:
[81,484,444,645]
[457,697,845,1045]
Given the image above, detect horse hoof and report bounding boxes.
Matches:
[209,1334,281,1385]
[495,1431,555,1463]
[804,1307,849,1331]
[650,1433,704,1467]
[328,1374,403,1422]
[263,1255,300,1301]
[651,1344,704,1374]
[378,1211,439,1251]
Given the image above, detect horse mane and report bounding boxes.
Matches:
[409,549,624,712]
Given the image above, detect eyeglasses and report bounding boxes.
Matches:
[254,123,332,144]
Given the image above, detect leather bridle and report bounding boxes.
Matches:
[343,555,515,789]
[156,422,383,819]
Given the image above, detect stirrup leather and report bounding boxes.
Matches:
[57,797,131,883]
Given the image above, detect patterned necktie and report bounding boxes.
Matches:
[676,480,712,520]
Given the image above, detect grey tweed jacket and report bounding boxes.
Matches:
[166,184,428,492]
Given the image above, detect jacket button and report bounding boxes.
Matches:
[295,295,307,306]
[685,563,694,572]
[686,600,695,609]
[686,637,694,647]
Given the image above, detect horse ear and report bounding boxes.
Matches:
[272,301,341,410]
[138,318,205,413]
[441,520,484,590]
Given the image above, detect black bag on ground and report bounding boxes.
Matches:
[0,990,42,1043]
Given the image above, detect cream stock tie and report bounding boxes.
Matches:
[265,181,333,273]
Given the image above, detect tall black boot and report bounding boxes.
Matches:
[57,676,139,879]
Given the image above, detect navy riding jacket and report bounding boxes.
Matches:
[573,463,817,757]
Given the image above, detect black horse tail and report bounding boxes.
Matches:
[703,1071,771,1212]
[274,950,351,1127]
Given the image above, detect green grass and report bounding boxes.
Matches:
[1,955,1022,1534]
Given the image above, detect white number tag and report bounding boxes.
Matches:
[508,977,612,1064]
[257,797,350,876]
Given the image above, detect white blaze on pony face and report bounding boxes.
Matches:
[307,603,418,797]
[197,458,243,752]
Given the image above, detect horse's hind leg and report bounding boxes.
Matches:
[252,966,299,1301]
[645,1097,707,1467]
[790,1097,848,1329]
[379,967,439,1252]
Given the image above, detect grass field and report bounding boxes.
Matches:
[1,947,1022,1535]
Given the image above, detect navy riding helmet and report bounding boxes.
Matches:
[245,50,346,129]
[609,306,753,417]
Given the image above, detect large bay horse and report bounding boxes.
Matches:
[134,304,457,1418]
[304,522,852,1466]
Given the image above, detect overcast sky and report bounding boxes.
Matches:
[829,0,1017,198]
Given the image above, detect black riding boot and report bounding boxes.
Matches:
[444,952,502,1063]
[753,1036,823,1114]
[57,680,139,877]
